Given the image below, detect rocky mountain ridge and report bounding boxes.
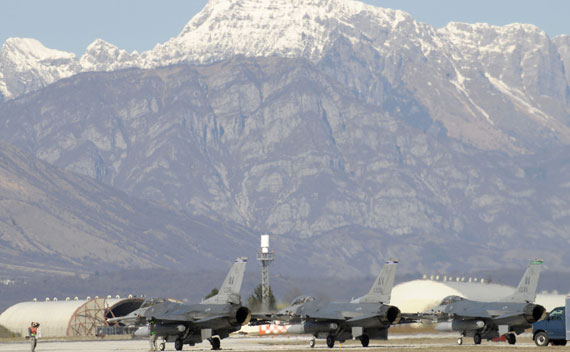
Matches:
[1,58,570,275]
[1,0,569,153]
[1,0,570,276]
[0,142,259,276]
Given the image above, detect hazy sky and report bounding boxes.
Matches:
[1,0,569,57]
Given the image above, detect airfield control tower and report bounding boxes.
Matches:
[256,235,275,308]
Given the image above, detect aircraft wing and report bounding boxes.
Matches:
[248,312,278,325]
[399,313,422,324]
[305,311,346,322]
[346,313,381,323]
[194,315,228,324]
[149,314,192,322]
[446,308,492,320]
[490,312,525,326]
[106,315,144,325]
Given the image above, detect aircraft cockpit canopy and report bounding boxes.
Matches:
[439,295,464,305]
[290,296,316,306]
[140,297,178,308]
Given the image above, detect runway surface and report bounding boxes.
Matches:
[0,335,540,351]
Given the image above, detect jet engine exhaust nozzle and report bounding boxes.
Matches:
[231,306,251,326]
[524,303,546,324]
[378,305,401,325]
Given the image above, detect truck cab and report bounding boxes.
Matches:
[533,305,568,346]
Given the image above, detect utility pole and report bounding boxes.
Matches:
[256,234,274,309]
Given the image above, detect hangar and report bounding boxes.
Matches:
[0,296,143,337]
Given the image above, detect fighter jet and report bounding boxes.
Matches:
[106,297,183,328]
[110,257,250,351]
[424,260,546,345]
[277,260,401,348]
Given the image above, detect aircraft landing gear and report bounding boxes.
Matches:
[360,334,370,347]
[309,337,316,348]
[174,338,184,351]
[457,335,463,345]
[326,334,335,348]
[506,333,516,345]
[209,336,221,350]
[159,341,166,351]
[473,333,482,345]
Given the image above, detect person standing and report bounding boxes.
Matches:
[28,322,39,352]
[148,320,158,352]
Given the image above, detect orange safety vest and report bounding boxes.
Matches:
[29,326,37,336]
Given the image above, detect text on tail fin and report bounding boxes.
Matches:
[202,257,247,305]
[355,259,398,304]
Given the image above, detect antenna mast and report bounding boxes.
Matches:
[257,234,275,308]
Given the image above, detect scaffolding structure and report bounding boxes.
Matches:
[256,235,274,308]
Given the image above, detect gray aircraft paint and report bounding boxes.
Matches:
[500,260,543,303]
[351,260,398,304]
[110,257,250,351]
[276,260,401,348]
[202,257,247,305]
[425,260,546,345]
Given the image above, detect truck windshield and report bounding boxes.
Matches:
[549,307,564,320]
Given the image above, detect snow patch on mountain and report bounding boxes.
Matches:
[146,0,416,66]
[80,39,139,71]
[485,73,552,121]
[0,38,80,98]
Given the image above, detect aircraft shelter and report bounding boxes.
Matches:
[0,296,143,337]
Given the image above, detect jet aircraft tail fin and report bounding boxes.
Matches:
[352,259,398,304]
[202,257,247,305]
[500,259,543,303]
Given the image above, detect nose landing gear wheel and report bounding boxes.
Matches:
[326,335,335,348]
[159,342,166,351]
[457,336,463,345]
[309,337,316,348]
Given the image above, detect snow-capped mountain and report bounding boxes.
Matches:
[2,0,570,275]
[0,38,80,99]
[1,0,569,153]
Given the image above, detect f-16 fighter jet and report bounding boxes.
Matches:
[110,257,250,351]
[277,260,401,348]
[425,260,546,345]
